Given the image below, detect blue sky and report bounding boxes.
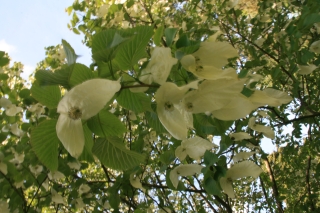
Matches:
[0,0,91,79]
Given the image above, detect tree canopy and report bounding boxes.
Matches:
[1,0,320,212]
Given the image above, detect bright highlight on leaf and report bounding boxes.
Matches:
[56,78,121,158]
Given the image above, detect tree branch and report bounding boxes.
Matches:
[264,158,284,213]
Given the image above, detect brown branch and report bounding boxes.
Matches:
[264,158,284,213]
[306,156,315,211]
[0,171,27,212]
[274,113,320,127]
[259,177,274,213]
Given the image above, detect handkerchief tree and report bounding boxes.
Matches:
[1,0,320,212]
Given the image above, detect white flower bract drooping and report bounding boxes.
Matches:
[56,79,121,158]
[155,81,198,140]
[220,161,263,198]
[170,164,204,188]
[175,136,215,161]
[248,117,275,139]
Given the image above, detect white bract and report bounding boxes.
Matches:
[67,160,81,170]
[170,164,204,188]
[211,94,255,120]
[220,161,263,198]
[249,88,292,108]
[0,151,7,175]
[48,170,65,180]
[0,200,10,213]
[233,152,257,163]
[146,47,178,85]
[183,78,245,114]
[297,64,317,75]
[56,79,121,158]
[248,117,275,139]
[175,136,216,161]
[10,123,24,137]
[130,173,145,192]
[180,40,238,80]
[5,104,23,116]
[155,81,198,140]
[79,184,91,195]
[310,40,320,53]
[229,132,252,141]
[29,165,43,177]
[51,189,65,204]
[74,198,85,209]
[29,103,45,117]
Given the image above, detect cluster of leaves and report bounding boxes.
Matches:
[1,0,320,212]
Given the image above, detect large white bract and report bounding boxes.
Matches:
[56,79,121,158]
[220,161,263,198]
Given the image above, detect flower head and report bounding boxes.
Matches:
[56,79,121,158]
[29,165,43,177]
[155,82,198,140]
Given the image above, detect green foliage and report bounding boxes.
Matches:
[30,84,61,109]
[116,89,151,113]
[2,0,320,212]
[87,110,126,137]
[30,119,59,171]
[92,137,145,170]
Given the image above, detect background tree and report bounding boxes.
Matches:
[1,0,320,212]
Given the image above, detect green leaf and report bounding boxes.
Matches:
[0,53,9,66]
[145,110,167,134]
[194,114,218,136]
[0,74,9,80]
[35,67,72,88]
[238,69,249,78]
[154,25,164,46]
[78,124,94,162]
[203,177,221,195]
[165,169,186,191]
[160,150,175,165]
[30,120,59,171]
[116,89,151,113]
[164,28,178,46]
[69,63,94,86]
[92,29,131,62]
[92,137,145,170]
[114,26,154,70]
[0,51,5,58]
[241,87,254,97]
[176,34,190,49]
[211,118,233,136]
[31,84,61,109]
[298,13,320,31]
[87,110,126,137]
[62,39,77,65]
[19,89,30,98]
[204,151,218,166]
